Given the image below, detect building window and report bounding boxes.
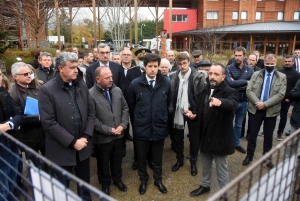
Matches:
[207,11,218,19]
[256,12,262,20]
[232,12,238,20]
[172,15,188,22]
[277,12,284,20]
[241,11,247,20]
[294,11,300,20]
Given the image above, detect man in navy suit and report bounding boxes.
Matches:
[86,43,125,91]
[293,49,300,73]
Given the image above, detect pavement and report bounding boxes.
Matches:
[89,112,292,201]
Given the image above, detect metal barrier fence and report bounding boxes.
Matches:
[0,131,115,201]
[208,128,300,201]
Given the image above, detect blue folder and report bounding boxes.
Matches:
[24,97,39,115]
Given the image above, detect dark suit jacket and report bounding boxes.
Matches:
[86,61,125,91]
[256,59,264,69]
[293,57,300,71]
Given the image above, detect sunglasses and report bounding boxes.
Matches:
[16,72,32,77]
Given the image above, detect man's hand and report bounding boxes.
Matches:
[285,99,290,102]
[115,126,124,134]
[255,102,266,110]
[0,123,10,132]
[184,109,196,120]
[74,137,88,151]
[209,97,222,107]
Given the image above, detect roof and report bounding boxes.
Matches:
[174,21,300,35]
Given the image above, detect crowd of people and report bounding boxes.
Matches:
[1,44,300,201]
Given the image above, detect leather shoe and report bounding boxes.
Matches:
[139,182,147,195]
[190,186,210,197]
[102,186,110,195]
[191,164,198,176]
[132,161,137,170]
[113,181,127,192]
[126,135,133,141]
[235,146,246,154]
[242,155,253,166]
[266,162,274,169]
[219,196,228,201]
[172,160,183,172]
[154,181,167,194]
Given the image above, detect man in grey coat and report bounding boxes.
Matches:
[39,52,95,200]
[89,67,129,196]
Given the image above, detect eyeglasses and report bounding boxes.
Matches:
[99,52,110,55]
[16,72,32,76]
[178,62,189,67]
[193,55,201,58]
[122,54,132,57]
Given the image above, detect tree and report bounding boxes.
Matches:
[51,9,71,43]
[0,31,14,54]
[72,23,92,44]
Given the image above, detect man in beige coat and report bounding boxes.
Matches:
[243,54,286,168]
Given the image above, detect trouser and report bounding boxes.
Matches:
[278,100,291,133]
[246,110,277,157]
[174,119,199,164]
[234,101,248,146]
[93,138,123,187]
[168,113,176,148]
[285,125,299,158]
[123,122,130,151]
[59,155,91,201]
[200,152,229,189]
[135,138,165,183]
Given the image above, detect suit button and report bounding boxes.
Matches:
[71,117,73,119]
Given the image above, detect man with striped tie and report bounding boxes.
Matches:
[243,54,287,168]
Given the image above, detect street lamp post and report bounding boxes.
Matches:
[140,24,146,45]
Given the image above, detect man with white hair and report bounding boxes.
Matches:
[160,58,171,79]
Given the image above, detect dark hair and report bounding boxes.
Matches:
[151,49,159,55]
[176,52,190,62]
[234,47,246,55]
[144,53,161,67]
[35,50,43,60]
[83,50,92,58]
[248,53,257,59]
[78,52,84,59]
[284,54,294,60]
[211,62,226,74]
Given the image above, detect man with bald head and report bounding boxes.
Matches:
[89,67,129,195]
[248,54,261,72]
[243,54,286,168]
[166,50,178,72]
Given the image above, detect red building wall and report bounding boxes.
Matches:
[164,9,197,34]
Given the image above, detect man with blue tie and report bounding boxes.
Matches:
[293,49,300,73]
[243,54,286,168]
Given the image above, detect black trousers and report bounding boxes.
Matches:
[135,138,165,183]
[174,119,199,164]
[60,155,91,201]
[123,122,130,150]
[246,110,277,157]
[168,113,176,148]
[278,100,291,133]
[93,138,123,187]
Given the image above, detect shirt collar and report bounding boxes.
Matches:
[145,74,156,83]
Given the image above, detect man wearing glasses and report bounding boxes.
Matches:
[86,43,125,91]
[169,53,206,176]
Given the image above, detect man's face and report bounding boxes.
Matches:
[121,50,132,64]
[166,51,175,63]
[96,68,113,89]
[234,51,245,65]
[78,58,83,66]
[144,61,159,79]
[248,55,257,67]
[93,48,98,59]
[159,61,169,76]
[98,46,110,63]
[294,50,300,58]
[72,48,78,54]
[208,65,225,88]
[14,65,32,85]
[178,59,190,74]
[193,55,203,63]
[112,55,121,64]
[40,56,52,68]
[284,58,294,68]
[59,61,78,82]
[86,53,94,64]
[56,50,60,56]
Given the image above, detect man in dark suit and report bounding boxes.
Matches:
[166,50,178,72]
[39,52,95,200]
[86,43,125,91]
[293,49,300,72]
[186,63,238,198]
[253,51,264,69]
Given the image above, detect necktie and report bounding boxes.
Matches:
[263,74,271,102]
[149,80,154,89]
[104,89,112,111]
[296,58,299,72]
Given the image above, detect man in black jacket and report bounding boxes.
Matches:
[185,63,238,198]
[277,55,300,140]
[39,52,95,200]
[127,53,171,195]
[35,52,56,83]
[86,43,125,91]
